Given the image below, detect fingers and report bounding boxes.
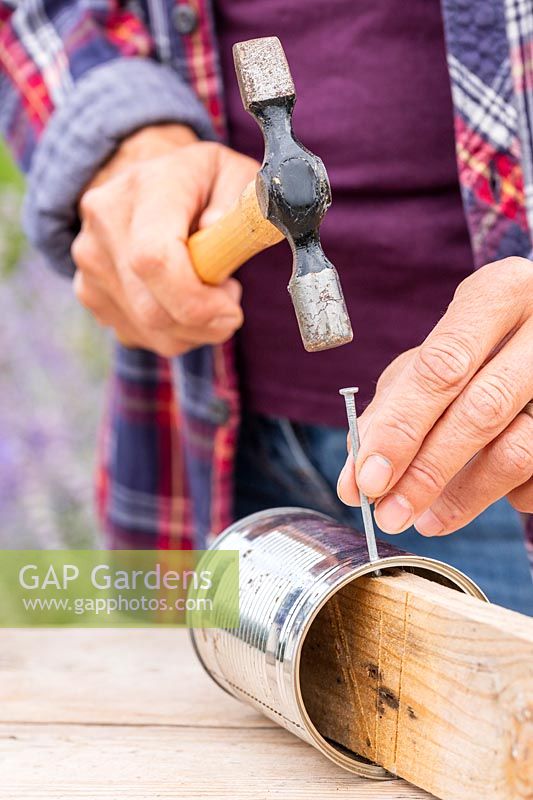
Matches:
[74,272,216,356]
[337,453,359,505]
[198,147,259,228]
[412,407,533,535]
[508,404,533,513]
[122,230,244,333]
[355,259,532,502]
[122,154,245,332]
[336,348,421,507]
[71,225,116,288]
[508,478,533,514]
[75,214,242,348]
[373,320,533,532]
[73,272,142,346]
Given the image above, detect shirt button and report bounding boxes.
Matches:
[173,3,199,35]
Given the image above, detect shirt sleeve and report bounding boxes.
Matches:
[0,3,216,275]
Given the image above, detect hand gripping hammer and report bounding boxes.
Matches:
[187,36,353,352]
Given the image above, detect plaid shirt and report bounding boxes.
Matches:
[1,0,533,552]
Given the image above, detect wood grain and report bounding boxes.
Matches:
[0,629,268,728]
[300,570,533,800]
[1,628,433,799]
[0,724,432,800]
[188,180,284,284]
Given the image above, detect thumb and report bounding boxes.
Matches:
[198,149,260,230]
[222,277,243,306]
[197,170,244,230]
[199,204,227,229]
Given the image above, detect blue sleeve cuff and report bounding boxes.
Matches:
[23,57,216,277]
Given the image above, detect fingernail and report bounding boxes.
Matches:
[375,494,413,533]
[358,454,393,497]
[201,209,224,227]
[414,509,444,537]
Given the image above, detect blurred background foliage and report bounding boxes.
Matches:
[0,142,24,276]
[0,141,109,548]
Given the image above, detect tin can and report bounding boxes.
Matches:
[191,507,487,779]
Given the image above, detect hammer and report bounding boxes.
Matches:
[187,36,353,353]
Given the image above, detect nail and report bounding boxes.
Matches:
[375,493,413,533]
[201,208,225,227]
[337,454,360,506]
[358,454,393,497]
[414,509,445,537]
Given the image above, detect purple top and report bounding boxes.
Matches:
[216,0,474,426]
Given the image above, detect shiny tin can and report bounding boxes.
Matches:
[191,507,487,779]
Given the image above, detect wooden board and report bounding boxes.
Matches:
[300,570,533,800]
[0,628,432,800]
[0,629,267,728]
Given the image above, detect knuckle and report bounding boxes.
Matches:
[71,234,92,270]
[376,349,415,392]
[129,249,165,280]
[501,256,533,280]
[455,258,533,312]
[408,454,448,497]
[71,233,105,279]
[132,295,168,330]
[508,486,533,513]
[486,257,533,297]
[178,293,210,326]
[145,308,167,330]
[79,187,103,221]
[494,428,533,480]
[381,408,420,448]
[460,375,516,437]
[452,272,476,298]
[193,140,220,165]
[413,336,474,394]
[433,490,470,527]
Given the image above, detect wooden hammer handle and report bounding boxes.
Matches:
[187,180,284,285]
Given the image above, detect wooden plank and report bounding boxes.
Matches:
[300,570,533,800]
[0,629,270,728]
[0,723,432,799]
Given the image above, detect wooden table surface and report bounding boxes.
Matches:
[0,629,433,799]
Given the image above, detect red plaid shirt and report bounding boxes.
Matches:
[1,0,533,555]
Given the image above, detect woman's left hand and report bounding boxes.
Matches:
[337,257,533,536]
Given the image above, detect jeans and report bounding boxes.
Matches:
[234,412,533,616]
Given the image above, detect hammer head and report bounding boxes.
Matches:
[233,37,295,109]
[233,37,353,353]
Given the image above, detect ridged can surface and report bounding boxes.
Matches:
[191,507,487,779]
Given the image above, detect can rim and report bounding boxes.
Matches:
[292,554,488,779]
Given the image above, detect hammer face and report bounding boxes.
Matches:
[288,261,353,353]
[233,37,295,109]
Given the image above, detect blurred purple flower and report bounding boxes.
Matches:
[0,238,110,548]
